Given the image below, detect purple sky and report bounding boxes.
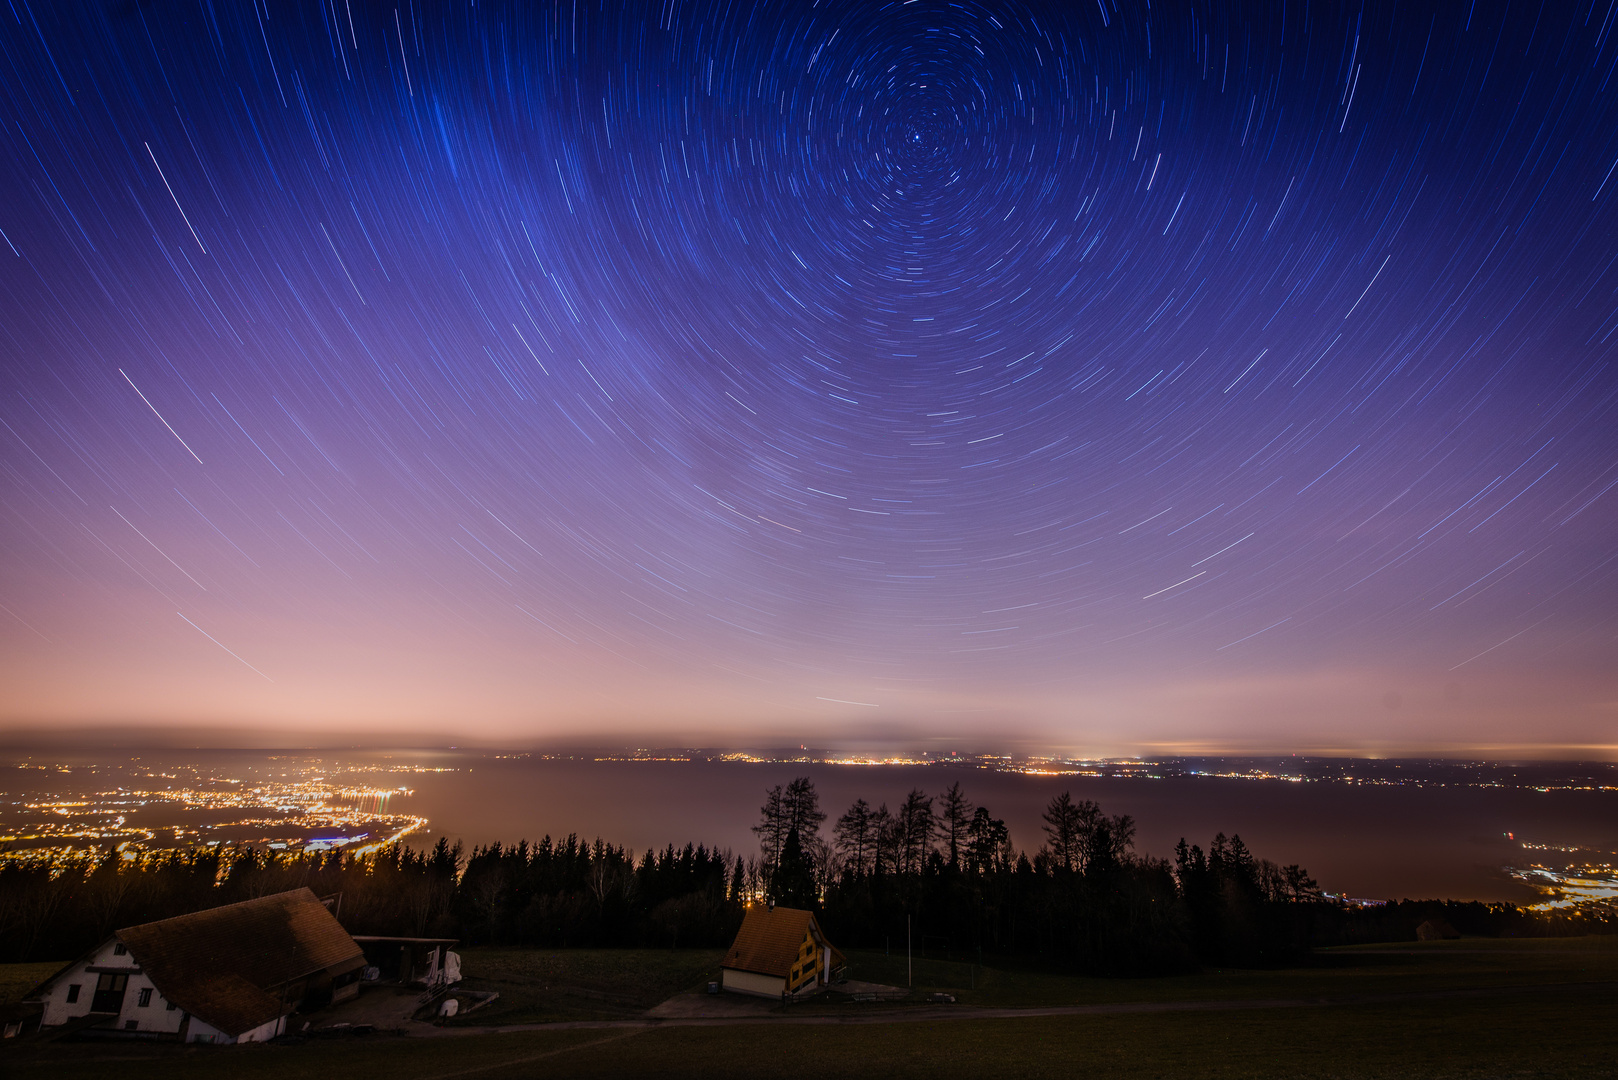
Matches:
[1,1,1615,755]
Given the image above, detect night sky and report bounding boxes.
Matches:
[2,1,1615,753]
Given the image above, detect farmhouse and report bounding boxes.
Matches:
[720,902,844,998]
[28,887,365,1043]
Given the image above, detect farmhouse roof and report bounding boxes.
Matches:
[115,887,364,1036]
[722,904,842,978]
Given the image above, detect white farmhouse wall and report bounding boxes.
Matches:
[38,937,138,1026]
[112,966,184,1034]
[720,968,785,998]
[37,934,232,1038]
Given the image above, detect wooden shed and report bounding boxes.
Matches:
[720,903,844,998]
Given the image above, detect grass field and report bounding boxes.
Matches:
[0,963,60,1010]
[5,939,1616,1079]
[840,936,1618,1008]
[447,947,726,1024]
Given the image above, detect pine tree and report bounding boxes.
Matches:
[939,782,973,869]
[897,789,935,876]
[871,803,897,876]
[753,785,787,873]
[772,826,817,908]
[834,798,875,878]
[965,805,1008,873]
[783,777,826,840]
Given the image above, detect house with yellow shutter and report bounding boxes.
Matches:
[719,902,844,998]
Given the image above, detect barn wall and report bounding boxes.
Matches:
[721,968,785,998]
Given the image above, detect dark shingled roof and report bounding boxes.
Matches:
[721,905,843,978]
[116,887,363,1037]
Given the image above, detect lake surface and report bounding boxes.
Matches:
[6,749,1613,903]
[407,756,1616,903]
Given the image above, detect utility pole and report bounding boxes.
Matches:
[907,915,912,988]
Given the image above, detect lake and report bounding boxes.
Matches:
[4,749,1614,903]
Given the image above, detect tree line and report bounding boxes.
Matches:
[759,778,1331,972]
[1,776,1609,970]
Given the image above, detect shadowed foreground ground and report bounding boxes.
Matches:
[5,940,1617,1078]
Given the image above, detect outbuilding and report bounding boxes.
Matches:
[27,887,365,1043]
[720,902,844,999]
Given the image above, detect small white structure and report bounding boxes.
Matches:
[350,936,461,988]
[28,888,365,1043]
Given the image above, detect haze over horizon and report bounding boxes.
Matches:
[3,2,1616,756]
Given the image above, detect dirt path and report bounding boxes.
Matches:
[413,978,1618,1037]
[417,1028,650,1077]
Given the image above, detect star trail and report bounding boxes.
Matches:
[1,1,1615,752]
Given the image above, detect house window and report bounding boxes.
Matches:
[66,984,81,1004]
[125,1020,138,1030]
[113,943,128,956]
[138,988,152,1007]
[167,1001,177,1011]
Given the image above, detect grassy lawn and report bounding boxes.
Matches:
[7,982,1615,1079]
[5,939,1616,1078]
[0,962,62,1008]
[835,936,1618,1010]
[445,947,726,1024]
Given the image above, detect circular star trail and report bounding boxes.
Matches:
[1,1,1615,748]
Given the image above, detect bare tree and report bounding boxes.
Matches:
[1041,792,1102,872]
[1279,862,1320,902]
[806,833,840,898]
[85,849,136,941]
[1086,812,1136,872]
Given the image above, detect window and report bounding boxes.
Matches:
[137,988,152,1007]
[113,943,127,956]
[125,1020,138,1030]
[66,984,81,1004]
[166,1001,177,1011]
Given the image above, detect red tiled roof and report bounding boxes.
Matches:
[117,887,363,1037]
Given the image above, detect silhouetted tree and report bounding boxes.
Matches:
[897,789,935,876]
[783,777,826,841]
[939,782,973,869]
[772,826,817,908]
[871,803,898,876]
[753,785,787,872]
[835,798,876,878]
[1041,792,1100,872]
[966,806,1009,874]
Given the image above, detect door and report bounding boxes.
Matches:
[91,973,128,1013]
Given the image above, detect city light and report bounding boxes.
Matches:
[1,758,434,873]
